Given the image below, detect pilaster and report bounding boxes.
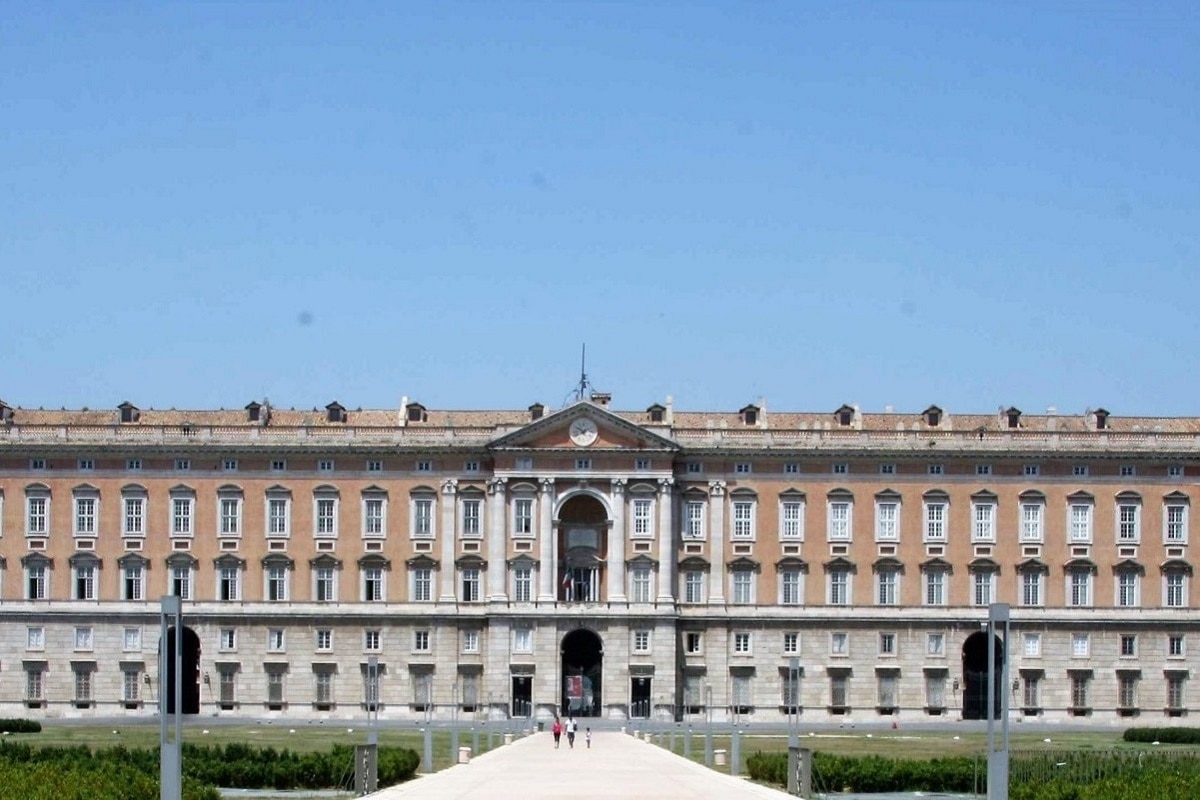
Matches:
[537,478,556,601]
[608,478,628,603]
[486,478,508,601]
[709,480,726,604]
[438,479,458,602]
[656,477,675,603]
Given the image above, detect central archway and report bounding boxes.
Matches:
[557,494,608,602]
[561,628,602,717]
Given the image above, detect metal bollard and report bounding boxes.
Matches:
[731,729,741,777]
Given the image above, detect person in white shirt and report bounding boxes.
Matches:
[566,717,577,748]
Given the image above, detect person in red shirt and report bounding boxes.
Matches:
[552,717,563,748]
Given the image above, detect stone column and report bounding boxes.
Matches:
[656,477,675,603]
[486,478,508,601]
[607,478,627,603]
[537,478,556,602]
[708,481,726,604]
[439,479,458,602]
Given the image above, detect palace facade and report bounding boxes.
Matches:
[0,395,1195,724]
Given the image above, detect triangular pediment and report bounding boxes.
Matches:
[488,400,678,452]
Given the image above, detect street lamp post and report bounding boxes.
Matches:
[704,684,713,767]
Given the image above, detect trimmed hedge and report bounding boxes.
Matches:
[0,739,419,792]
[0,761,218,800]
[747,751,980,794]
[0,719,41,734]
[1011,760,1200,800]
[1122,727,1200,745]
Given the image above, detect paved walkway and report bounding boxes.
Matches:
[366,731,793,799]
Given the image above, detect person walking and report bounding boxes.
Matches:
[585,727,592,749]
[566,716,577,748]
[552,717,562,749]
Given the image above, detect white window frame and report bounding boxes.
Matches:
[1021,571,1044,607]
[170,492,195,537]
[828,569,851,606]
[265,564,291,602]
[731,570,755,604]
[1117,501,1141,543]
[1023,633,1041,657]
[73,562,97,600]
[683,570,705,604]
[632,630,651,653]
[218,492,243,537]
[972,500,996,542]
[410,494,436,539]
[780,498,805,540]
[217,563,242,601]
[732,632,752,654]
[316,629,333,651]
[684,500,706,540]
[1165,502,1189,544]
[512,626,532,653]
[632,497,656,538]
[362,566,386,602]
[923,500,947,542]
[1117,571,1140,608]
[462,629,480,653]
[927,632,944,656]
[314,492,339,538]
[1020,501,1044,542]
[268,629,286,652]
[1165,572,1188,608]
[460,567,482,602]
[73,492,98,537]
[513,566,533,602]
[874,500,899,541]
[1067,570,1093,607]
[122,561,145,601]
[876,570,899,606]
[511,495,534,538]
[26,491,49,535]
[266,492,292,538]
[362,494,387,538]
[123,493,145,536]
[731,499,756,540]
[830,632,849,656]
[779,569,803,605]
[783,632,800,654]
[1071,633,1090,658]
[219,629,237,651]
[313,566,338,602]
[1069,501,1093,543]
[923,569,946,606]
[460,497,482,538]
[411,568,433,602]
[972,570,996,607]
[629,566,653,603]
[734,462,752,474]
[827,499,852,541]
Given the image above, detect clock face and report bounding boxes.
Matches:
[569,418,599,446]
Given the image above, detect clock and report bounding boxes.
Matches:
[569,418,599,447]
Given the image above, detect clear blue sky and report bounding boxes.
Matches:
[3,2,1197,415]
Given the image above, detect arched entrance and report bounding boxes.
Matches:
[961,631,1003,720]
[160,626,201,714]
[558,494,608,603]
[561,629,602,717]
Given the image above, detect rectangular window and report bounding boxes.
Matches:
[461,499,481,536]
[74,667,93,704]
[633,499,654,537]
[1070,674,1089,708]
[175,459,190,471]
[123,668,141,703]
[686,462,703,474]
[733,632,752,654]
[731,501,755,539]
[734,462,752,474]
[731,571,754,604]
[783,462,799,474]
[124,497,144,535]
[75,565,97,600]
[972,571,995,606]
[221,458,238,471]
[220,629,236,651]
[1118,572,1139,608]
[973,503,996,541]
[1166,573,1186,608]
[366,459,383,472]
[271,459,286,471]
[1024,464,1040,476]
[684,571,704,604]
[316,629,333,651]
[633,630,650,653]
[780,570,802,605]
[1021,572,1043,607]
[464,460,480,473]
[1167,675,1186,709]
[1021,503,1044,541]
[1118,504,1140,542]
[218,566,241,601]
[924,502,946,540]
[927,633,944,656]
[829,571,849,605]
[1120,634,1137,657]
[875,502,898,540]
[268,629,285,651]
[413,498,434,537]
[879,463,895,475]
[515,457,533,471]
[833,463,848,475]
[976,464,992,475]
[27,626,45,650]
[171,566,192,600]
[315,568,336,602]
[268,498,290,537]
[461,568,481,602]
[316,498,337,536]
[364,498,385,536]
[830,632,848,656]
[783,632,799,654]
[363,568,384,601]
[513,567,532,602]
[463,630,480,653]
[634,458,652,471]
[266,566,289,601]
[513,626,532,652]
[1169,465,1184,477]
[1023,633,1041,657]
[1069,571,1093,607]
[75,626,93,650]
[364,630,381,651]
[827,501,851,541]
[1070,504,1093,542]
[1071,633,1090,658]
[514,498,533,536]
[781,501,804,539]
[1073,464,1088,476]
[575,458,591,470]
[630,567,652,603]
[220,497,241,535]
[1166,504,1188,543]
[924,571,945,606]
[1168,635,1185,657]
[27,565,47,599]
[123,564,144,600]
[928,463,943,475]
[75,497,96,535]
[684,502,705,539]
[412,568,434,602]
[876,571,898,606]
[831,674,848,707]
[1023,676,1041,708]
[172,498,192,536]
[926,673,946,708]
[27,497,49,534]
[879,632,896,655]
[685,632,702,654]
[318,460,334,472]
[1120,465,1135,477]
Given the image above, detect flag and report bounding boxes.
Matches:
[561,570,573,598]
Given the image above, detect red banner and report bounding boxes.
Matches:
[566,675,583,699]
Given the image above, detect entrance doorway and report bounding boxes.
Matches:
[561,629,602,716]
[511,675,533,719]
[961,631,1004,720]
[630,676,652,718]
[161,626,201,715]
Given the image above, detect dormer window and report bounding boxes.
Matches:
[118,402,139,424]
[590,392,612,407]
[646,404,665,423]
[924,405,942,427]
[406,403,427,423]
[835,405,854,427]
[246,401,263,422]
[739,405,759,426]
[529,403,545,421]
[326,402,346,423]
[1006,407,1021,429]
[0,399,12,423]
[1094,408,1109,430]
